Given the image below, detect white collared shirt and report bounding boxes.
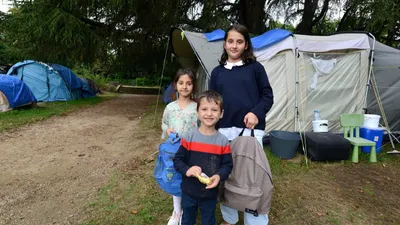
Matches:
[218,127,264,141]
[224,60,244,70]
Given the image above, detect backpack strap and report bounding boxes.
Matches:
[238,128,255,137]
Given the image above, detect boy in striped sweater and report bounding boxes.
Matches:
[174,90,233,225]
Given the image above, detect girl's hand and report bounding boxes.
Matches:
[244,112,258,129]
[166,128,176,136]
[186,166,202,177]
[205,175,220,189]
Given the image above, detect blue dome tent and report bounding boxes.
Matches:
[49,63,84,99]
[7,60,98,102]
[0,75,36,112]
[7,60,73,102]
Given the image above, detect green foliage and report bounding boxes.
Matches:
[2,1,104,68]
[1,0,399,78]
[72,65,112,90]
[312,19,339,35]
[0,41,20,65]
[338,0,400,46]
[134,76,170,87]
[267,20,296,32]
[72,64,171,90]
[0,0,235,78]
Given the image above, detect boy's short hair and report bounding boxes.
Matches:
[197,90,223,112]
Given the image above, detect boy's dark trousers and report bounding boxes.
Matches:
[181,193,217,225]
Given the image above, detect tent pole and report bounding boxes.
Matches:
[294,36,299,132]
[293,35,308,167]
[363,33,375,114]
[152,35,170,127]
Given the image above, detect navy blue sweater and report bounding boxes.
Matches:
[173,130,232,200]
[209,61,274,130]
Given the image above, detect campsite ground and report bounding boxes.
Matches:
[0,94,399,225]
[0,94,159,225]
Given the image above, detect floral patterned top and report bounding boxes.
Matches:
[161,100,198,139]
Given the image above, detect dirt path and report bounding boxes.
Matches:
[0,94,159,225]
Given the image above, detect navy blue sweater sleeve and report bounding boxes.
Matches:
[215,152,233,181]
[209,67,218,91]
[250,62,274,121]
[173,145,190,177]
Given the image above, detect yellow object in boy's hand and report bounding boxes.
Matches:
[197,173,211,185]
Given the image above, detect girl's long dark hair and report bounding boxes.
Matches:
[219,24,256,65]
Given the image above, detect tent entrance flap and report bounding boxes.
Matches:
[297,50,369,132]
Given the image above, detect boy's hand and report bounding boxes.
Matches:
[186,166,201,177]
[166,128,176,136]
[205,175,220,189]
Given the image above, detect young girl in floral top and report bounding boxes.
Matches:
[161,68,198,225]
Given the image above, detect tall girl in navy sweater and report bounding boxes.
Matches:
[209,24,274,225]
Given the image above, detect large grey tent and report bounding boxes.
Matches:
[170,28,400,133]
[366,41,400,132]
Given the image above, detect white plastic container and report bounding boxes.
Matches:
[312,120,329,132]
[363,114,381,128]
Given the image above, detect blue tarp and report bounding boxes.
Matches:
[203,28,292,50]
[7,60,72,102]
[0,74,36,108]
[251,29,292,50]
[204,29,226,42]
[162,82,175,104]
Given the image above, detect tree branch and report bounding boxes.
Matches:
[312,0,329,25]
[178,15,202,30]
[217,2,235,8]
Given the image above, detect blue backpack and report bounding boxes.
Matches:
[154,132,182,196]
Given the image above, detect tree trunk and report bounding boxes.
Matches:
[237,0,267,34]
[337,3,356,32]
[295,0,330,34]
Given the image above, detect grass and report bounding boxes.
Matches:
[2,92,397,224]
[0,92,117,133]
[82,102,171,225]
[80,102,400,225]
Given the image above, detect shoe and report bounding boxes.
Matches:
[167,210,182,225]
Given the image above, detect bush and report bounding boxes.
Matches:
[72,65,172,90]
[72,65,111,91]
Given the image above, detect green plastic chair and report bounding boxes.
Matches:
[340,114,377,163]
